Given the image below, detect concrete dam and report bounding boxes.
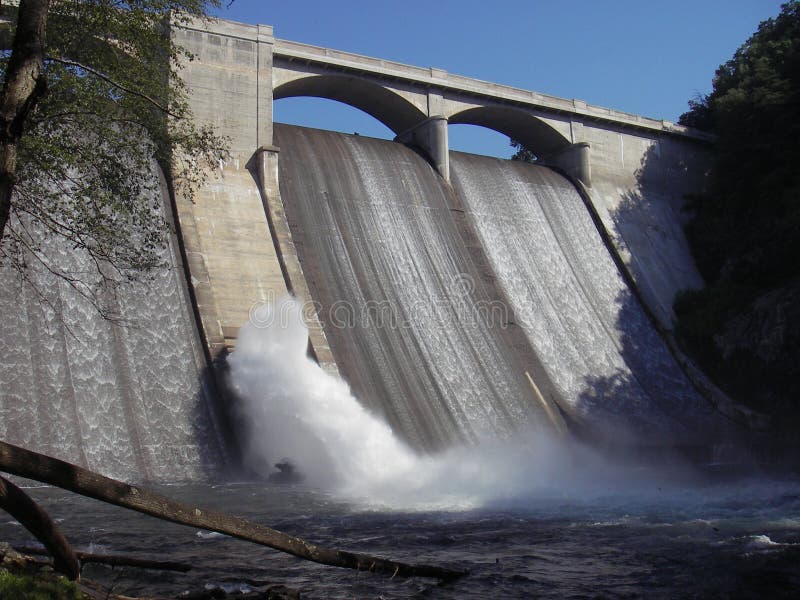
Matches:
[275,124,727,453]
[0,16,736,481]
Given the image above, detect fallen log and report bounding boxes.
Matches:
[13,545,192,572]
[0,441,467,580]
[0,475,80,580]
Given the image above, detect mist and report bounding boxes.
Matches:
[227,297,687,510]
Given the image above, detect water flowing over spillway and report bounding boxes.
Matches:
[274,124,551,451]
[0,170,228,482]
[449,153,726,441]
[275,125,730,449]
[0,125,732,485]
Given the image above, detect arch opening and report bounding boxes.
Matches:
[447,123,519,159]
[273,75,427,136]
[448,106,572,160]
[273,97,395,140]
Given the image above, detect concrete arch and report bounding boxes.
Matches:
[273,74,427,135]
[448,106,571,159]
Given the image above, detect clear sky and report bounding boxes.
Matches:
[210,1,785,157]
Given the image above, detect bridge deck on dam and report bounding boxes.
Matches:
[272,37,712,142]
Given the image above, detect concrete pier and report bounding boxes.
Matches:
[395,116,450,181]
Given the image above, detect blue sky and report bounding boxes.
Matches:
[211,1,785,157]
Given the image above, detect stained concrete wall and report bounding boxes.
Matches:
[578,124,708,328]
[170,17,338,365]
[174,17,273,151]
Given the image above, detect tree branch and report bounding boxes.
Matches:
[0,475,80,580]
[46,56,180,118]
[13,546,193,573]
[0,441,468,581]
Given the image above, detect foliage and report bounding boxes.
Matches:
[675,1,800,416]
[0,568,86,600]
[0,1,227,318]
[677,0,800,285]
[509,138,537,162]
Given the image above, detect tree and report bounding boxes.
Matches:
[0,440,468,582]
[677,0,799,285]
[509,138,537,162]
[674,1,800,421]
[0,0,227,318]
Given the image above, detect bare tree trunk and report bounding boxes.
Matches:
[0,441,467,580]
[0,0,50,240]
[0,475,80,580]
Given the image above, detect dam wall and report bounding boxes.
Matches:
[0,15,727,482]
[274,126,731,447]
[174,15,710,355]
[0,166,229,482]
[163,15,727,453]
[273,125,555,450]
[449,151,720,440]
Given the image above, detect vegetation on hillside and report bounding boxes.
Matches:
[674,1,800,425]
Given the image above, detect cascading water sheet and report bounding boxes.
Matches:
[0,169,227,482]
[275,124,548,451]
[450,153,727,441]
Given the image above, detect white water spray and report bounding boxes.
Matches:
[229,297,649,509]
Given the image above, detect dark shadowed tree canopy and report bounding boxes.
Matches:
[675,1,800,424]
[508,138,537,163]
[0,0,227,317]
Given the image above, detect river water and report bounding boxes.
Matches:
[2,469,799,599]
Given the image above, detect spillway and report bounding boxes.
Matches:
[276,125,730,449]
[0,167,228,482]
[449,153,727,442]
[274,124,552,451]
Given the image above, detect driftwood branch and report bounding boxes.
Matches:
[0,441,467,581]
[13,545,192,573]
[0,475,80,580]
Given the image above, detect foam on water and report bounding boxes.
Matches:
[745,534,798,549]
